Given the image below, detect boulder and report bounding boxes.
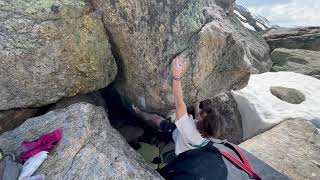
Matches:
[224,17,271,74]
[240,119,320,180]
[233,4,271,32]
[0,108,37,134]
[202,93,243,144]
[92,0,271,114]
[0,0,117,110]
[0,103,162,180]
[271,48,320,79]
[231,72,320,140]
[263,27,320,51]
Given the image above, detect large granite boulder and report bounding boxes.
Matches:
[224,16,271,74]
[92,0,271,114]
[240,119,320,180]
[0,0,117,110]
[0,108,37,134]
[271,48,320,79]
[232,72,320,140]
[0,103,162,180]
[263,27,320,51]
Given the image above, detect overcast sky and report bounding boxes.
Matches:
[236,0,320,27]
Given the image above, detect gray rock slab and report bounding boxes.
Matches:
[240,119,320,180]
[264,27,320,51]
[271,48,320,79]
[0,103,162,180]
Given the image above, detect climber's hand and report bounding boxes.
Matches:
[171,55,185,77]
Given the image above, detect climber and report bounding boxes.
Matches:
[107,55,278,180]
[132,55,228,179]
[133,55,222,155]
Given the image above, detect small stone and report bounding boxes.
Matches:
[270,86,306,104]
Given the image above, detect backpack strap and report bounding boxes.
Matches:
[223,143,252,169]
[219,142,262,180]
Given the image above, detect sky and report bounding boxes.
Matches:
[236,0,320,27]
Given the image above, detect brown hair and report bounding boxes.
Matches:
[199,103,223,138]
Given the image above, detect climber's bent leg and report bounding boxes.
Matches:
[159,120,176,143]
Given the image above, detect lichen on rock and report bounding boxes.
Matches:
[0,0,117,110]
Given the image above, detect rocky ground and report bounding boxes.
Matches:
[240,118,320,180]
[0,0,319,179]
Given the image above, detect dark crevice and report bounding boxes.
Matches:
[33,103,55,117]
[99,84,167,149]
[89,0,125,84]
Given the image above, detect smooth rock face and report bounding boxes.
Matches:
[0,103,162,180]
[240,119,320,180]
[271,48,320,79]
[0,108,37,134]
[202,93,243,144]
[92,0,271,113]
[264,27,320,51]
[232,72,320,140]
[225,17,271,74]
[270,86,306,104]
[0,0,117,110]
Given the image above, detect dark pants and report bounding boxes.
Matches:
[159,120,177,143]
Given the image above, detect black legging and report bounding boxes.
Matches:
[159,120,177,143]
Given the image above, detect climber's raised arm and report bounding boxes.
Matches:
[171,56,187,121]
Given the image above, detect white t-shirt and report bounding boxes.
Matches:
[172,113,210,155]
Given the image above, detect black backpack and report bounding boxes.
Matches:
[158,141,290,180]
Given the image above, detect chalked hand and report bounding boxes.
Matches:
[172,55,185,78]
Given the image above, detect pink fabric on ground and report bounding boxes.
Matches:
[20,129,62,160]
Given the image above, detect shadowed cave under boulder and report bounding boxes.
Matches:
[99,83,244,168]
